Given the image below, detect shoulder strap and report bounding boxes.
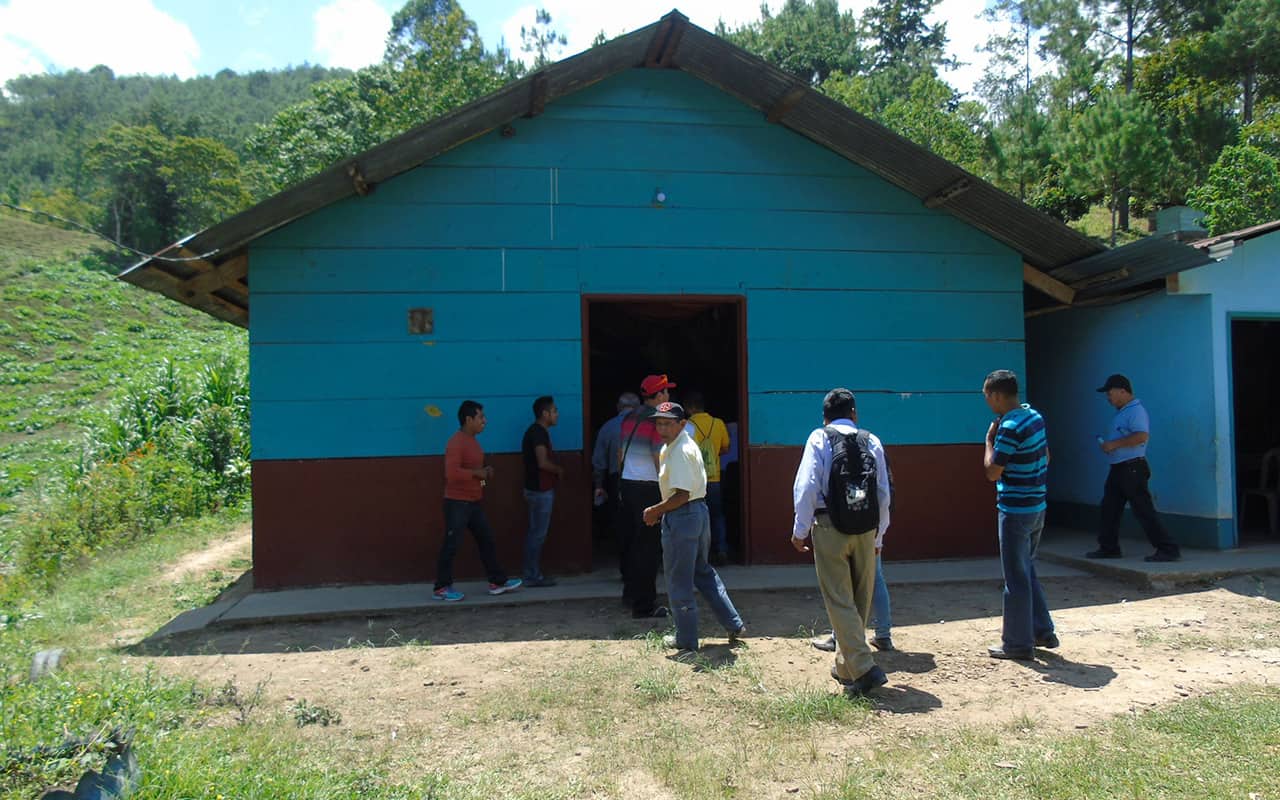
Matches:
[693,416,712,439]
[619,409,645,469]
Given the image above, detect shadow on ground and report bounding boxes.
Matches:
[127,572,1278,660]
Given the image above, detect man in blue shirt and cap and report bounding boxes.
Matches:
[1086,374,1181,563]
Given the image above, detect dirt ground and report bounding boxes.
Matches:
[127,540,1280,796]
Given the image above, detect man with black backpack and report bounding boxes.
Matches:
[791,388,891,697]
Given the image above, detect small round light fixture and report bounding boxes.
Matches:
[653,188,667,207]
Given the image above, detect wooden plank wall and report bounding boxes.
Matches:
[249,70,1025,461]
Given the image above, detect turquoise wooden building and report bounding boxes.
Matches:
[124,12,1178,588]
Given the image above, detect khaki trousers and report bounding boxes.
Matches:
[811,516,877,680]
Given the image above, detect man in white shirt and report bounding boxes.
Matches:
[643,402,745,652]
[791,389,890,696]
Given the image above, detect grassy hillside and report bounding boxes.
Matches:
[0,212,246,563]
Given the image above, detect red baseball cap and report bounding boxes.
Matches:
[641,374,676,396]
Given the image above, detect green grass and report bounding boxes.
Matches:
[0,213,246,564]
[1069,203,1151,247]
[818,685,1280,800]
[3,517,1278,799]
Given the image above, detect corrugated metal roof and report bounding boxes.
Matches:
[1048,235,1215,301]
[1192,218,1280,250]
[122,10,1128,326]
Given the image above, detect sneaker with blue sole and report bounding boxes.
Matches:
[488,578,523,595]
[433,586,464,602]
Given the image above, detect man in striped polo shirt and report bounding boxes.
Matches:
[982,370,1058,660]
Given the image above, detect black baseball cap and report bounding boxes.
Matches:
[1096,374,1132,393]
[651,401,687,420]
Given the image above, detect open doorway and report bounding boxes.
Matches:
[583,296,746,569]
[1231,318,1280,543]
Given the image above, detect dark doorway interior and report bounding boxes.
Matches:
[585,298,744,568]
[1232,319,1280,542]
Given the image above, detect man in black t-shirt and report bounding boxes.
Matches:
[521,395,563,587]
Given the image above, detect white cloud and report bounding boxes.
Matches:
[313,0,391,70]
[0,0,200,86]
[496,0,1006,97]
[240,4,270,28]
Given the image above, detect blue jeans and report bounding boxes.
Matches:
[706,482,728,554]
[998,509,1055,650]
[660,500,744,650]
[522,489,554,582]
[870,555,891,639]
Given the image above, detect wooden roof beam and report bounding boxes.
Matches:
[1023,262,1076,305]
[525,72,549,117]
[644,11,687,67]
[766,86,807,124]
[181,254,248,298]
[1069,267,1130,291]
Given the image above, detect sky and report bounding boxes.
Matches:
[0,0,1013,99]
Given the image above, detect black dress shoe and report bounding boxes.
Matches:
[1144,551,1181,562]
[988,645,1035,660]
[1085,549,1123,559]
[1035,633,1060,649]
[871,637,895,652]
[846,666,888,696]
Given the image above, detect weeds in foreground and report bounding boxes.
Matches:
[634,668,680,703]
[291,700,342,728]
[758,687,870,724]
[201,678,269,726]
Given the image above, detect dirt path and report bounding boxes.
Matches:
[129,539,1280,797]
[160,524,251,582]
[142,573,1280,732]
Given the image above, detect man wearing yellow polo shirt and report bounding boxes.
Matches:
[685,391,732,564]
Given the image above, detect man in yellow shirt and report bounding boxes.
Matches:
[685,391,731,565]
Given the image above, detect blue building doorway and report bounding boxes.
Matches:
[582,296,748,568]
[1232,318,1280,542]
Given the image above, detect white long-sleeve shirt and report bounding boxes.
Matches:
[791,419,892,549]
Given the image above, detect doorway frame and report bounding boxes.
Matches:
[1226,311,1280,545]
[581,294,751,563]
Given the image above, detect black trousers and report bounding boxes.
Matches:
[435,498,507,590]
[620,479,663,613]
[1097,459,1180,556]
[601,473,625,579]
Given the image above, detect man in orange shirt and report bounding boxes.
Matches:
[433,400,523,602]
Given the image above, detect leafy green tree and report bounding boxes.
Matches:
[717,0,863,85]
[1241,102,1280,158]
[1205,0,1280,125]
[855,0,957,115]
[823,73,989,175]
[252,0,513,192]
[0,64,344,213]
[85,124,175,248]
[862,0,952,72]
[521,9,568,69]
[1135,33,1238,199]
[1187,144,1280,234]
[86,124,249,251]
[979,0,1053,200]
[1060,90,1170,244]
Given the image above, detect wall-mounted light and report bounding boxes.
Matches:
[653,188,667,207]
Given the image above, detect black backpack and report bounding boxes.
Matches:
[823,426,884,535]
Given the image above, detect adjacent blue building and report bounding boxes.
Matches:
[1029,220,1280,549]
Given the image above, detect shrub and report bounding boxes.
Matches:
[13,357,249,589]
[17,449,213,586]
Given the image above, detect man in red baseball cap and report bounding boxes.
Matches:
[618,373,676,618]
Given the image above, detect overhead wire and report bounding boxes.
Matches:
[0,201,219,263]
